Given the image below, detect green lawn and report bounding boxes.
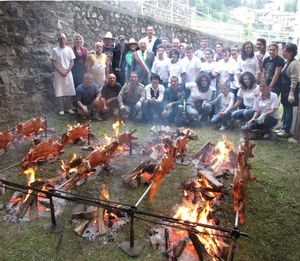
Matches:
[0,114,299,261]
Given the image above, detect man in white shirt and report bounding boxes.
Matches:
[151,45,169,87]
[180,45,202,83]
[142,26,161,55]
[141,74,165,123]
[195,36,209,62]
[50,33,76,115]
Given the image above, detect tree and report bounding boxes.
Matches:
[284,0,298,12]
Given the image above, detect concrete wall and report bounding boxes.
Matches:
[0,1,235,122]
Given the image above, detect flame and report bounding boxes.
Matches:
[104,133,112,144]
[210,135,235,172]
[173,177,225,259]
[101,185,110,201]
[67,122,80,131]
[60,154,79,178]
[23,167,36,202]
[112,119,124,137]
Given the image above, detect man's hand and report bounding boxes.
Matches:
[288,91,295,104]
[166,103,172,109]
[219,112,225,117]
[202,100,208,108]
[257,113,265,124]
[151,97,157,104]
[136,101,142,109]
[82,105,89,116]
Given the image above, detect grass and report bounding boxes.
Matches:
[0,114,299,261]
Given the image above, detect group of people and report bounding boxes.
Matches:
[50,28,300,140]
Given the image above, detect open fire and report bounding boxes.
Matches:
[72,185,128,241]
[1,117,253,260]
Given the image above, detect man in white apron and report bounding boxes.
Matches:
[50,33,76,115]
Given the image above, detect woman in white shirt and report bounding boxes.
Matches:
[167,48,184,84]
[237,41,260,80]
[231,72,260,125]
[201,48,217,92]
[245,80,279,139]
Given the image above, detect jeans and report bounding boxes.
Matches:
[232,108,255,121]
[211,112,232,126]
[282,105,293,133]
[141,100,164,122]
[186,104,212,122]
[251,115,278,132]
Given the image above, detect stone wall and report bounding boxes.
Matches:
[0,1,235,122]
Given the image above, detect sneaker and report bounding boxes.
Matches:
[58,111,64,115]
[68,109,75,114]
[262,133,271,140]
[241,123,250,131]
[219,125,227,131]
[288,137,298,144]
[277,131,292,138]
[274,129,283,133]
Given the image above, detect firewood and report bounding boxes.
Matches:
[18,180,46,218]
[122,159,152,184]
[97,185,109,235]
[194,141,214,158]
[74,220,89,236]
[188,231,209,261]
[172,236,189,258]
[198,170,224,189]
[0,177,5,195]
[72,204,97,220]
[150,237,159,249]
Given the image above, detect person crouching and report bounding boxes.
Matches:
[244,80,279,139]
[206,81,235,130]
[75,73,104,120]
[141,74,165,123]
[118,72,145,120]
[185,72,213,126]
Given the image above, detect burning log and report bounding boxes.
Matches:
[188,231,209,261]
[72,204,97,220]
[233,137,256,224]
[122,159,153,184]
[22,138,64,171]
[74,220,89,236]
[18,180,47,218]
[0,129,13,152]
[198,170,224,189]
[98,185,109,235]
[194,141,214,159]
[61,121,91,146]
[15,117,46,138]
[149,145,176,202]
[172,236,189,259]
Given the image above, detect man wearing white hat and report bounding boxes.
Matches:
[125,38,138,80]
[103,32,115,73]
